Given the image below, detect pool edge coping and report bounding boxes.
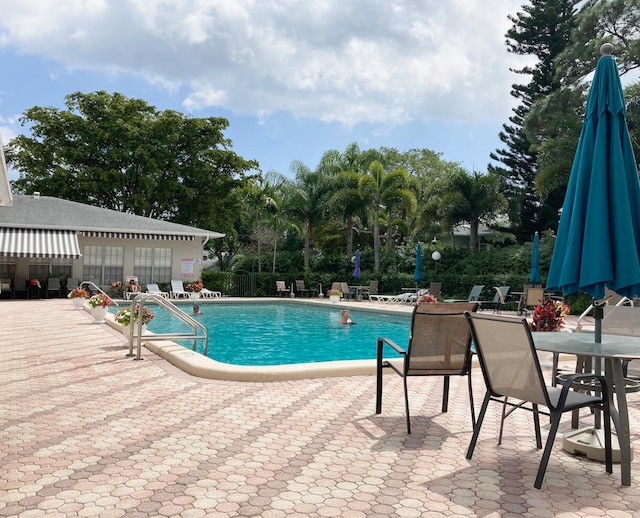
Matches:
[105,298,411,382]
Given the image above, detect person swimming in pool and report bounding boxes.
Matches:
[193,304,201,315]
[340,309,355,325]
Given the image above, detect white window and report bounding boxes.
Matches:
[83,246,124,285]
[134,247,172,284]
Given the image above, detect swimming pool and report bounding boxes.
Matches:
[143,302,410,366]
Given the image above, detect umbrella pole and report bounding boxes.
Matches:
[593,303,603,428]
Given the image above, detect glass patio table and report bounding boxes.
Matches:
[533,331,640,486]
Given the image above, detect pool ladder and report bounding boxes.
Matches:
[126,293,208,360]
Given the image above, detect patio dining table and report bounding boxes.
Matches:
[348,285,370,301]
[533,331,640,486]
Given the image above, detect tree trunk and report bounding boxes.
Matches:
[373,206,380,271]
[346,216,354,260]
[470,220,480,251]
[304,218,311,271]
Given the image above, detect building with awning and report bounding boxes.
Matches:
[0,193,225,297]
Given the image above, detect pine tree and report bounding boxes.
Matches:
[489,0,578,242]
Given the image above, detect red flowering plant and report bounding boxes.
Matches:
[68,287,90,299]
[186,280,203,293]
[114,304,155,326]
[88,293,113,309]
[417,294,438,304]
[530,297,571,332]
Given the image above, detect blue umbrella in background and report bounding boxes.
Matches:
[414,243,423,285]
[353,249,361,280]
[529,232,541,285]
[546,43,640,314]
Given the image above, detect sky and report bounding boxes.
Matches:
[0,0,536,183]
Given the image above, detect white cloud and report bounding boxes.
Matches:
[0,0,532,128]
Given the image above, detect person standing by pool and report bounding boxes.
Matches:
[340,309,355,324]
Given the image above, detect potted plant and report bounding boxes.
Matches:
[417,294,438,304]
[530,297,571,332]
[68,287,90,309]
[114,304,154,335]
[327,289,342,303]
[87,293,113,323]
[186,280,204,299]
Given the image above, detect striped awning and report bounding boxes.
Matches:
[0,228,82,258]
[78,230,195,241]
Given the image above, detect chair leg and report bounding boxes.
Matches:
[466,393,491,459]
[535,412,562,489]
[442,376,450,413]
[467,372,475,428]
[403,376,411,434]
[532,404,542,449]
[375,342,384,415]
[498,397,508,446]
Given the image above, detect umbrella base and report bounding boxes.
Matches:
[563,427,632,463]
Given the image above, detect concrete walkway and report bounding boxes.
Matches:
[2,299,640,517]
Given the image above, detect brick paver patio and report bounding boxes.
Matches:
[2,299,640,517]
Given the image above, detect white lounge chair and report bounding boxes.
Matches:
[170,280,190,299]
[146,283,169,299]
[201,288,221,298]
[369,292,416,304]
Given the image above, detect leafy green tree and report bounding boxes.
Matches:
[555,0,640,84]
[286,160,333,271]
[489,0,578,241]
[381,147,457,243]
[358,161,415,271]
[7,91,258,229]
[437,169,508,251]
[526,1,640,205]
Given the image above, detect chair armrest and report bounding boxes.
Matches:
[377,337,407,356]
[556,372,609,408]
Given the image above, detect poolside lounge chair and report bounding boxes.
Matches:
[146,283,169,299]
[361,280,379,300]
[376,301,480,433]
[46,277,61,298]
[465,312,612,489]
[369,292,411,304]
[66,277,79,294]
[574,288,633,330]
[170,280,190,299]
[521,287,545,315]
[429,282,441,300]
[444,285,485,304]
[1,278,13,299]
[14,277,28,299]
[276,280,289,296]
[201,288,222,298]
[482,286,510,313]
[295,280,310,297]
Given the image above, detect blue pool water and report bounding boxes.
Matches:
[139,303,410,366]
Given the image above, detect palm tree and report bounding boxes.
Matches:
[437,169,507,251]
[286,161,333,271]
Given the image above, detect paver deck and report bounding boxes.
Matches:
[2,299,640,517]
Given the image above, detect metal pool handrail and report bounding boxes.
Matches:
[127,293,209,360]
[80,280,119,307]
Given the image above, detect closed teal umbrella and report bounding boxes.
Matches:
[529,232,541,285]
[547,44,640,302]
[414,243,423,284]
[353,249,361,280]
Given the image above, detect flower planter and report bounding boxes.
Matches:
[190,292,201,300]
[91,305,108,324]
[72,297,85,310]
[122,324,147,337]
[330,295,340,304]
